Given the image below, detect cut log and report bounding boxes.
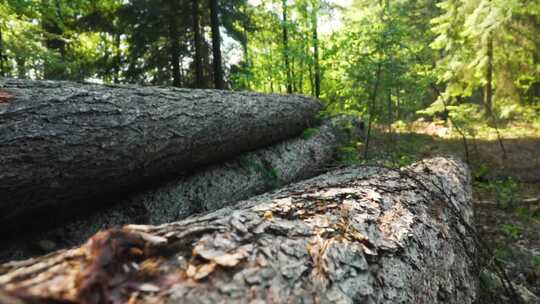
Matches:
[0,78,322,233]
[0,158,477,303]
[0,116,362,262]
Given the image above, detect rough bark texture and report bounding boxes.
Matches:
[0,78,322,234]
[0,157,477,304]
[0,116,362,262]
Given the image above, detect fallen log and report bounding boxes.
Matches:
[0,116,362,262]
[0,78,322,233]
[0,157,477,303]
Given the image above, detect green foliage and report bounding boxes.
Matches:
[473,163,490,180]
[336,145,360,166]
[302,127,319,139]
[0,0,537,129]
[494,247,513,261]
[499,223,522,239]
[489,178,519,208]
[534,255,540,267]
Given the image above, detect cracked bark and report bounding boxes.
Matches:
[0,78,322,235]
[0,116,362,262]
[0,157,477,303]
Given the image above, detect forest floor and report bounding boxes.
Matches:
[357,120,540,304]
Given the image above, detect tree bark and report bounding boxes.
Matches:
[209,0,224,90]
[0,116,362,262]
[0,157,477,304]
[0,78,322,236]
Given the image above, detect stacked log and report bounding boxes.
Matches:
[1,116,362,261]
[0,79,478,303]
[0,158,477,304]
[0,79,322,233]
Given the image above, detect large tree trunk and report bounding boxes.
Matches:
[0,157,477,304]
[0,78,322,236]
[0,116,362,262]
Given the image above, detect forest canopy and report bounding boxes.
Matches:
[0,0,539,126]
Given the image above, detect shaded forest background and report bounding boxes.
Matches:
[0,0,539,125]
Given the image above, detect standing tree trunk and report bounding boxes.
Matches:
[0,158,477,304]
[192,0,204,88]
[113,31,121,84]
[15,57,26,79]
[41,0,66,80]
[209,0,224,90]
[311,1,321,99]
[484,34,494,116]
[167,0,182,87]
[363,62,383,159]
[0,26,5,77]
[0,78,322,237]
[282,0,293,94]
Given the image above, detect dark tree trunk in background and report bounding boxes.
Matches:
[364,62,383,159]
[282,0,293,94]
[15,57,26,79]
[192,0,204,88]
[311,1,321,99]
[484,34,493,115]
[0,117,363,262]
[0,78,322,237]
[0,27,5,77]
[209,0,224,90]
[41,0,66,80]
[113,32,121,84]
[167,0,182,87]
[0,158,477,304]
[531,40,540,104]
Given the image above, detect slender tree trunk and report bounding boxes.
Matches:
[396,87,401,120]
[0,78,322,237]
[484,34,494,116]
[192,0,204,88]
[15,57,26,79]
[41,0,66,80]
[364,62,383,159]
[387,88,393,134]
[113,32,121,84]
[311,1,321,99]
[531,45,540,104]
[166,0,182,87]
[209,0,224,89]
[282,0,293,94]
[0,26,5,77]
[241,4,250,90]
